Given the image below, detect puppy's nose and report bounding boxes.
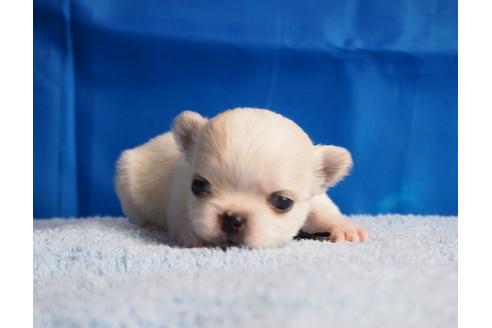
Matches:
[220,212,246,234]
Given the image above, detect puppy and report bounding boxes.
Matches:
[115,108,367,248]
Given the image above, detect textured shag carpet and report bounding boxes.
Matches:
[33,215,457,327]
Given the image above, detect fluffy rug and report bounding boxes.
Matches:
[33,215,457,327]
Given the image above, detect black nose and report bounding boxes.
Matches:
[221,212,246,234]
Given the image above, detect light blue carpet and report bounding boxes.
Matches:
[33,215,457,327]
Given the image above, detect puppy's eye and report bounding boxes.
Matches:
[268,193,294,213]
[191,176,211,197]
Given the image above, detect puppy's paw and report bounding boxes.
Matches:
[327,221,368,243]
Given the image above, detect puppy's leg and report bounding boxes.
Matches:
[304,193,368,242]
[116,133,180,228]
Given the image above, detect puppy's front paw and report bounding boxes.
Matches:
[327,221,368,243]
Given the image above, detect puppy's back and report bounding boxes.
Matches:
[115,132,181,228]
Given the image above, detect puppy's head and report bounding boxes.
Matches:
[172,108,352,248]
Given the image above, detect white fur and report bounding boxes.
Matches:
[115,108,367,248]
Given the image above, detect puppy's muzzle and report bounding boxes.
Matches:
[220,212,246,235]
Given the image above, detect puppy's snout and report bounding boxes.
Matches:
[220,212,247,234]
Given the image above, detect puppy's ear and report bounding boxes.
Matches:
[172,111,208,159]
[312,145,353,194]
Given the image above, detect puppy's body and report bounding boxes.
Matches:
[116,108,367,248]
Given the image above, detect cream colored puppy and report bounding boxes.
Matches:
[115,108,367,248]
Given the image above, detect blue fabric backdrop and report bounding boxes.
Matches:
[34,0,457,218]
